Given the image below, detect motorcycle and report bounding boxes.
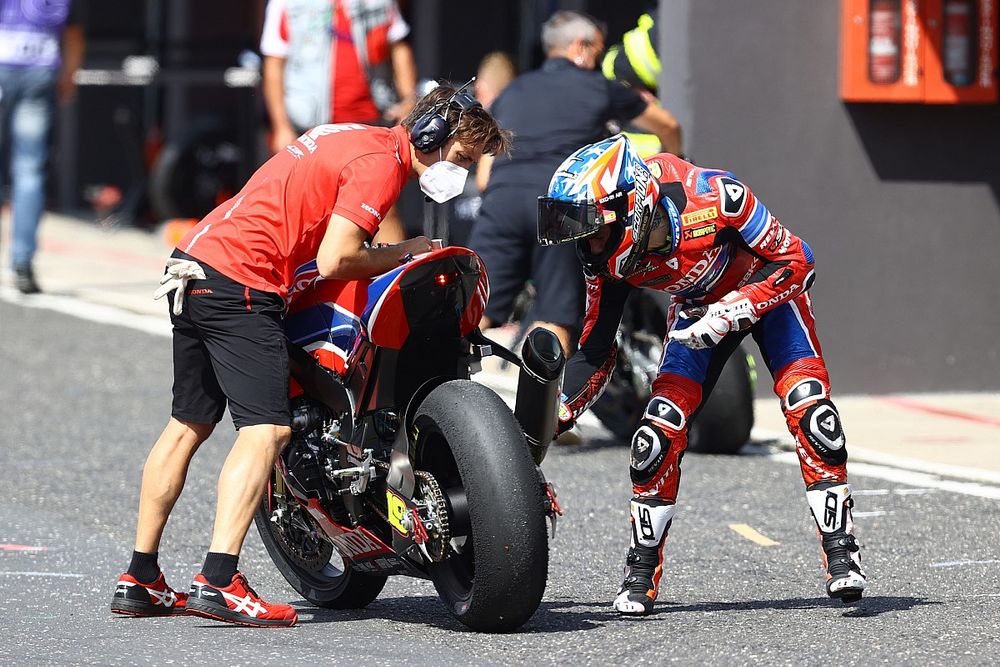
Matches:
[507,287,755,454]
[253,246,565,633]
[591,290,756,455]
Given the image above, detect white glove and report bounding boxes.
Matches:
[153,258,206,316]
[667,292,758,350]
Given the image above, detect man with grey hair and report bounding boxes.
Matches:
[470,9,681,411]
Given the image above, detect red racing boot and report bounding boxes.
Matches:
[186,572,298,627]
[111,572,188,616]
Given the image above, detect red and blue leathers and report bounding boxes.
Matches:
[562,152,849,503]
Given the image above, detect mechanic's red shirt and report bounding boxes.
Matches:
[177,123,412,299]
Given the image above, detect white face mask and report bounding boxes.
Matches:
[419,149,469,203]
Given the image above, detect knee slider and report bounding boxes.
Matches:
[799,399,847,466]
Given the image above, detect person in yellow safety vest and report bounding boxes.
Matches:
[602,11,671,159]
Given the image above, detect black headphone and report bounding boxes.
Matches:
[409,78,481,153]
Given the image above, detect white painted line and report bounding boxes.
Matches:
[930,559,1000,569]
[764,450,1000,501]
[754,426,1000,487]
[853,489,891,496]
[0,287,170,338]
[0,571,85,578]
[853,510,890,517]
[894,488,936,496]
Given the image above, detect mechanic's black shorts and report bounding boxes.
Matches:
[167,250,290,429]
[468,184,585,329]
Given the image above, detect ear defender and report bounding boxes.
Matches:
[409,78,482,153]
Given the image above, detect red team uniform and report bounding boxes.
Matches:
[538,136,866,615]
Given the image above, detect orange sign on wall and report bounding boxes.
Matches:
[841,0,998,103]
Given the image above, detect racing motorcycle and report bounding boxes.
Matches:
[253,246,565,633]
[591,290,756,454]
[508,287,755,454]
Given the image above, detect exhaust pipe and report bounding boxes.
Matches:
[514,328,566,465]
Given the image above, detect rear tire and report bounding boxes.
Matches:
[687,351,754,455]
[253,473,387,609]
[413,379,549,632]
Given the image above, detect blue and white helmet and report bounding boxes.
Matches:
[537,134,660,279]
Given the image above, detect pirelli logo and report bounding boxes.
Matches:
[682,207,717,226]
[683,223,716,241]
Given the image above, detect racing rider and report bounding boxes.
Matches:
[538,135,867,616]
[109,84,510,627]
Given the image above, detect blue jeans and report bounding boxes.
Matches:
[0,66,56,269]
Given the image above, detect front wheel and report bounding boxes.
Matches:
[253,471,387,609]
[413,379,549,632]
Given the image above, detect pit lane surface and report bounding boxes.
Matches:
[2,300,999,666]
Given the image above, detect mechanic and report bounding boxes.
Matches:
[469,9,681,359]
[110,84,510,627]
[538,135,867,616]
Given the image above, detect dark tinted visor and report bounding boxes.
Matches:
[537,197,601,245]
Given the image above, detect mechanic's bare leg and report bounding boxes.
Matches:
[134,417,214,553]
[208,423,291,555]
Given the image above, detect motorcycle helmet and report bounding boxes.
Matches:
[537,135,663,279]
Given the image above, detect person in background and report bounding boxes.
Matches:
[260,0,417,243]
[0,0,85,294]
[468,10,681,362]
[109,85,510,628]
[602,8,674,158]
[445,51,518,249]
[474,51,517,111]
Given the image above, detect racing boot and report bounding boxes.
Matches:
[613,497,675,616]
[806,481,867,603]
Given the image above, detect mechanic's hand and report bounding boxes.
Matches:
[395,236,435,263]
[667,292,758,350]
[270,124,299,154]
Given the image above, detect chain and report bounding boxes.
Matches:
[414,469,451,562]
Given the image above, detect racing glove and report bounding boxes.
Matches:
[667,292,758,350]
[554,400,576,440]
[153,258,207,316]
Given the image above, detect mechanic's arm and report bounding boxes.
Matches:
[317,214,432,280]
[559,276,635,430]
[385,41,418,123]
[631,101,682,157]
[476,154,494,193]
[58,23,85,104]
[262,56,299,153]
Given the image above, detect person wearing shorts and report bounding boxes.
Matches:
[109,85,510,627]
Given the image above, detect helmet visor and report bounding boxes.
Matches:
[537,197,602,246]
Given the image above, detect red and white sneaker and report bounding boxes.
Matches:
[186,572,298,627]
[111,572,188,616]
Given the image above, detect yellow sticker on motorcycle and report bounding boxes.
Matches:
[387,490,408,535]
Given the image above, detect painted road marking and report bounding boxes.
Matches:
[0,571,84,578]
[728,524,779,546]
[0,544,49,552]
[760,449,1000,500]
[930,559,1000,568]
[853,510,891,518]
[854,489,891,496]
[882,396,1000,429]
